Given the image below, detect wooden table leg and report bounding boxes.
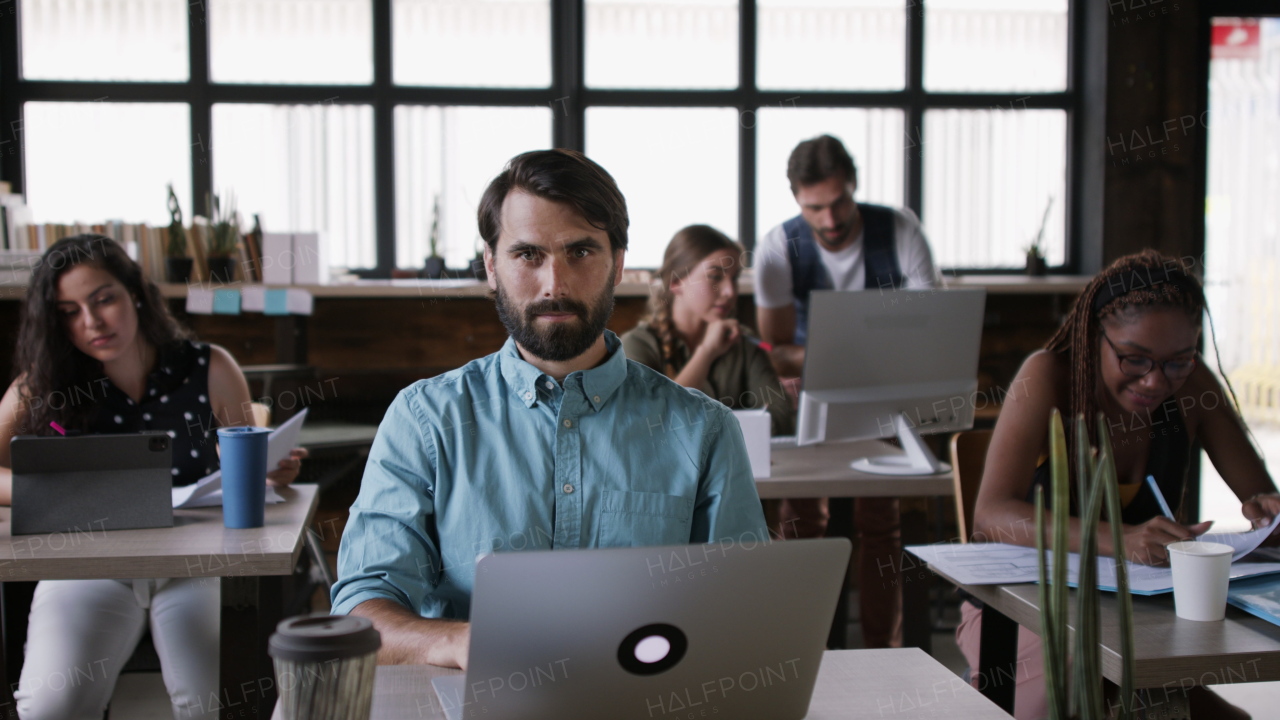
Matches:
[221,575,286,718]
[977,602,1018,713]
[900,500,932,653]
[826,498,853,649]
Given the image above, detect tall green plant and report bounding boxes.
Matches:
[1035,410,1137,720]
[207,191,241,258]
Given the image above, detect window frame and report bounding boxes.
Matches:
[0,0,1083,276]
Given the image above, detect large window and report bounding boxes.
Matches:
[3,0,1078,275]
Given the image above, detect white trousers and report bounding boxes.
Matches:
[15,577,220,720]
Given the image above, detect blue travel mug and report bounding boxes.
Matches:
[217,426,270,529]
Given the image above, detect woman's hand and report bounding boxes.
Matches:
[696,318,740,361]
[1243,493,1280,532]
[266,447,308,487]
[1121,517,1211,566]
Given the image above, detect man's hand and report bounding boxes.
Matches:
[1121,518,1211,566]
[349,598,472,668]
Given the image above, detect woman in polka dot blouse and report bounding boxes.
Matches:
[0,235,307,720]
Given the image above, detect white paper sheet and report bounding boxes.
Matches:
[907,542,1280,595]
[1201,521,1279,561]
[172,409,308,508]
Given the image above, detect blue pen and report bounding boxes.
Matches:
[1146,474,1176,520]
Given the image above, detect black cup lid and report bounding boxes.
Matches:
[268,615,381,662]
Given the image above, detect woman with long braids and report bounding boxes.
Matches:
[959,250,1279,719]
[0,235,306,720]
[621,224,792,437]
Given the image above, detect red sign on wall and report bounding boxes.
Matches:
[1212,19,1262,60]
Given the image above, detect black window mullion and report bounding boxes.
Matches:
[739,0,758,252]
[371,0,395,277]
[552,0,585,150]
[904,0,926,218]
[189,0,213,218]
[1,1,24,195]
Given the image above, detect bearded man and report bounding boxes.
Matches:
[331,149,768,669]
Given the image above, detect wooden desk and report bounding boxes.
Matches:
[757,441,952,652]
[933,567,1280,716]
[0,484,319,718]
[324,649,1007,720]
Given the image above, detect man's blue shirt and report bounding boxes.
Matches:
[331,331,768,619]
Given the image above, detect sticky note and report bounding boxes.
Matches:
[212,289,241,315]
[285,288,314,315]
[264,288,290,316]
[241,285,267,312]
[186,288,215,315]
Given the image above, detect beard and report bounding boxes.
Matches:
[494,275,616,363]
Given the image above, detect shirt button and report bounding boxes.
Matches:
[545,381,555,390]
[524,391,533,401]
[562,484,574,494]
[563,419,572,428]
[593,395,601,404]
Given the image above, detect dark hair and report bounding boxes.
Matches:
[787,134,858,194]
[1045,250,1228,465]
[14,234,190,435]
[477,149,629,254]
[644,225,743,377]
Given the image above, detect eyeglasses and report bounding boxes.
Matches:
[1101,333,1196,380]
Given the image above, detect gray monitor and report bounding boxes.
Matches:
[796,288,987,475]
[431,538,851,720]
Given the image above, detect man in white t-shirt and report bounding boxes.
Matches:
[755,134,939,376]
[754,134,939,649]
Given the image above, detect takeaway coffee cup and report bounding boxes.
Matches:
[216,426,269,529]
[269,614,382,720]
[1167,540,1234,621]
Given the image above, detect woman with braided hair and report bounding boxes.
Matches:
[957,250,1278,719]
[621,225,792,437]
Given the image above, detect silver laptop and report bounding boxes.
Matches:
[11,433,174,535]
[431,537,851,720]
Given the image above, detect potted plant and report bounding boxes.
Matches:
[1035,409,1136,719]
[424,194,446,280]
[164,184,193,283]
[206,191,241,284]
[1025,197,1054,276]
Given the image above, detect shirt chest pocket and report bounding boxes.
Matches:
[598,490,694,548]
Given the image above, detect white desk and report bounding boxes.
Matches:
[334,649,1005,720]
[0,484,318,717]
[756,440,952,652]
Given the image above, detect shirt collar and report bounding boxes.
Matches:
[499,331,628,411]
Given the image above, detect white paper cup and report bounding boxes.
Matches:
[1167,541,1234,621]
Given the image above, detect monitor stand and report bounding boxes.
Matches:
[851,413,950,476]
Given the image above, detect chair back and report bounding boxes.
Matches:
[950,429,993,543]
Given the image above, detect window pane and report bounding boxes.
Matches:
[1201,17,1280,530]
[394,0,551,87]
[756,108,905,244]
[21,0,189,81]
[922,109,1065,268]
[757,1,906,91]
[924,0,1068,92]
[586,108,738,268]
[586,0,738,89]
[24,102,191,226]
[210,0,373,85]
[212,104,375,270]
[395,106,553,269]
